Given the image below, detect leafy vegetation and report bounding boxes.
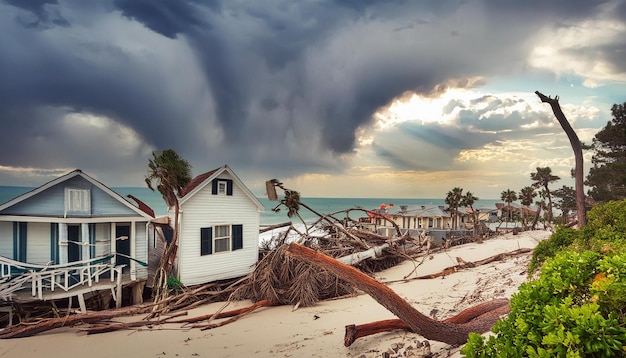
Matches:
[462,200,626,357]
[586,102,626,203]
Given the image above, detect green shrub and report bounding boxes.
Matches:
[528,227,579,275]
[462,251,626,357]
[166,276,185,295]
[462,200,626,357]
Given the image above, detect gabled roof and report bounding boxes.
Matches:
[0,169,154,218]
[385,204,464,217]
[178,165,264,210]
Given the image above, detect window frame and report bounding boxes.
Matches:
[65,188,91,214]
[217,181,227,195]
[213,224,231,253]
[200,224,244,256]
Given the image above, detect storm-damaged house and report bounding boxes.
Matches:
[148,165,264,287]
[0,170,153,313]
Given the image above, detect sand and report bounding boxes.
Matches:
[0,230,551,358]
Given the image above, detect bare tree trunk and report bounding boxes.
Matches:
[344,299,510,346]
[285,243,503,345]
[535,91,587,227]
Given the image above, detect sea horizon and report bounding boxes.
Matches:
[0,185,500,226]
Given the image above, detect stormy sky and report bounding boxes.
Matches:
[1,0,625,199]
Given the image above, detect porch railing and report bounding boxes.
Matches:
[0,255,122,301]
[29,264,124,300]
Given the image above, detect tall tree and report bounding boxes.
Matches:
[553,185,577,224]
[445,187,464,230]
[535,91,587,226]
[531,192,547,230]
[518,186,536,230]
[145,149,192,301]
[460,191,479,237]
[500,189,518,222]
[586,102,626,203]
[530,167,560,224]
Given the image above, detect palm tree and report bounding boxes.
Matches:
[518,186,536,230]
[460,191,479,237]
[530,167,560,223]
[531,191,548,230]
[500,189,518,222]
[145,149,192,300]
[445,187,464,230]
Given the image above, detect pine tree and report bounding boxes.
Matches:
[586,102,626,202]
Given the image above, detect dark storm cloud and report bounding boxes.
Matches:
[0,0,623,186]
[4,0,70,28]
[114,0,207,39]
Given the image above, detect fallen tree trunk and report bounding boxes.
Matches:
[344,299,511,346]
[0,305,151,339]
[82,311,187,335]
[285,243,502,345]
[82,300,274,335]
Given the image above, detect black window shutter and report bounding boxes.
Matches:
[211,180,218,195]
[231,225,243,250]
[226,179,233,196]
[200,227,213,255]
[19,222,27,262]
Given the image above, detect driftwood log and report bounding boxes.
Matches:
[285,243,508,346]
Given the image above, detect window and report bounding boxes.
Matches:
[200,224,243,256]
[217,181,227,195]
[65,188,91,214]
[211,179,233,196]
[214,225,230,253]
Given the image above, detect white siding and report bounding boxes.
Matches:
[0,222,13,258]
[26,222,50,265]
[134,221,148,279]
[95,223,111,258]
[177,174,260,286]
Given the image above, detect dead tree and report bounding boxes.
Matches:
[535,91,587,227]
[285,243,505,345]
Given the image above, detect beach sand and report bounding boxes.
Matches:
[0,230,551,358]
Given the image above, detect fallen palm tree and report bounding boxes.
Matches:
[285,242,510,346]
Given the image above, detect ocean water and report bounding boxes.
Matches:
[0,186,499,226]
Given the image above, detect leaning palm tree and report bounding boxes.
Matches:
[530,167,560,223]
[445,187,464,230]
[460,191,479,237]
[518,186,537,230]
[500,189,518,223]
[145,149,192,302]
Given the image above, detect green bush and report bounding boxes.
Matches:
[528,227,579,275]
[462,251,626,357]
[462,200,626,357]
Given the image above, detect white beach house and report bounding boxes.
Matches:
[152,165,264,287]
[0,170,153,311]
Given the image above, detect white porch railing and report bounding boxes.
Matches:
[29,264,124,300]
[0,255,123,302]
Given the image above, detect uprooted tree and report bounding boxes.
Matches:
[285,242,510,345]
